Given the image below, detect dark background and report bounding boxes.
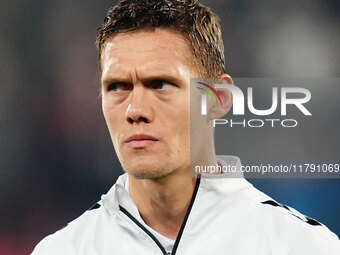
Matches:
[0,0,339,254]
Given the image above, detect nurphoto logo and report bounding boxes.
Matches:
[196,80,312,128]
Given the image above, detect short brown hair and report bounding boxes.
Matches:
[96,0,225,77]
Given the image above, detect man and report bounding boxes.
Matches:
[32,0,340,254]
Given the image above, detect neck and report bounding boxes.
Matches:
[129,167,196,239]
[129,150,217,239]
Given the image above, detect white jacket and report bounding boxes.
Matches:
[32,156,340,255]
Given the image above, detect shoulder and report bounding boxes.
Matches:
[240,183,340,253]
[31,202,105,255]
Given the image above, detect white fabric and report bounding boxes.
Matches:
[32,155,340,255]
[124,173,175,252]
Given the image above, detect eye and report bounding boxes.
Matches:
[150,80,175,90]
[107,82,131,92]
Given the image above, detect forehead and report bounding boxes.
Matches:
[101,29,194,79]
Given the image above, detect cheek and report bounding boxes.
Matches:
[102,97,111,119]
[166,102,190,144]
[103,96,124,121]
[102,101,124,139]
[102,104,114,129]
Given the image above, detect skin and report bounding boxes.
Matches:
[101,28,232,238]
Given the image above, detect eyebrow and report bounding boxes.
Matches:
[101,75,129,86]
[101,73,185,87]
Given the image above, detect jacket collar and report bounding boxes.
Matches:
[101,155,251,218]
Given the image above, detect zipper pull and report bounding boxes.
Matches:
[166,252,172,255]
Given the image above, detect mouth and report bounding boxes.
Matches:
[125,134,159,149]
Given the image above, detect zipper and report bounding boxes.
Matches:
[119,176,201,255]
[119,206,167,254]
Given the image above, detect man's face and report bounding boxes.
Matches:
[101,29,194,179]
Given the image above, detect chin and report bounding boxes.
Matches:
[122,161,175,180]
[129,169,173,180]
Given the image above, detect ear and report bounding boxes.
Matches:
[208,74,234,119]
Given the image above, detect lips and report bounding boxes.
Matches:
[125,134,158,149]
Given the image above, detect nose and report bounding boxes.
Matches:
[125,87,153,124]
